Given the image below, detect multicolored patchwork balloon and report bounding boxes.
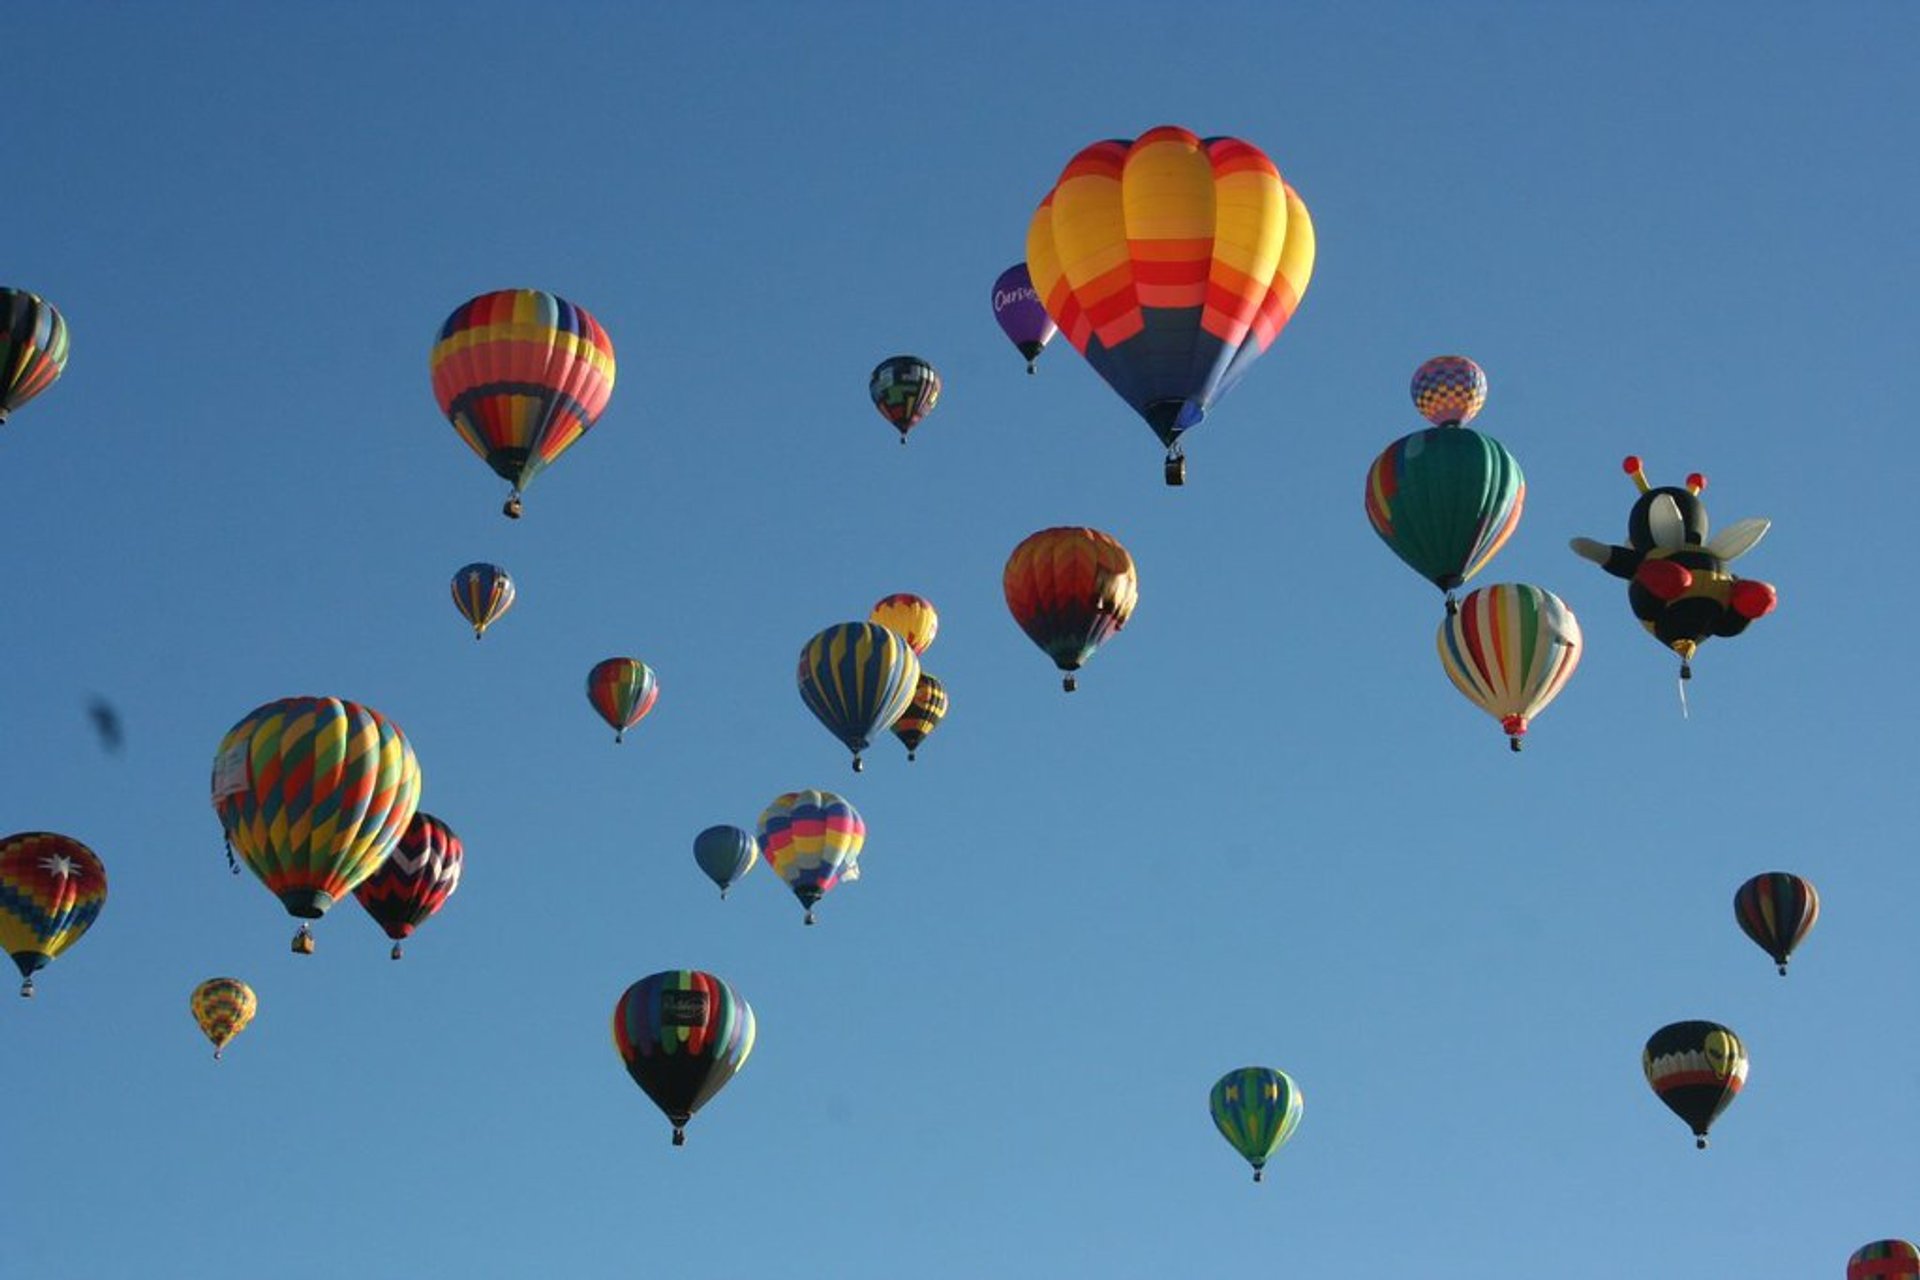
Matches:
[1733,872,1819,976]
[1437,584,1581,751]
[692,825,759,899]
[891,672,947,762]
[1003,527,1139,691]
[1027,126,1315,483]
[210,696,422,954]
[1,287,69,425]
[587,657,659,744]
[869,592,939,655]
[190,978,257,1059]
[1849,1240,1920,1280]
[1209,1067,1304,1182]
[757,790,864,925]
[1410,355,1488,427]
[991,262,1057,374]
[869,355,941,442]
[353,811,464,959]
[0,831,108,997]
[796,622,920,771]
[1366,357,1523,603]
[612,970,756,1145]
[450,562,516,640]
[1643,1019,1747,1149]
[430,288,616,518]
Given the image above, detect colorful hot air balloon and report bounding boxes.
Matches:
[0,832,107,997]
[430,288,617,518]
[692,825,759,899]
[353,811,464,959]
[210,696,422,954]
[757,790,865,925]
[612,970,756,1146]
[1,288,70,426]
[1643,1020,1747,1149]
[1571,456,1776,682]
[869,355,941,443]
[891,672,947,762]
[1437,584,1581,751]
[1733,872,1819,977]
[190,978,257,1059]
[991,262,1057,374]
[1210,1067,1304,1183]
[1365,357,1525,607]
[1026,125,1315,484]
[450,562,516,640]
[587,657,659,744]
[1849,1241,1920,1280]
[1003,526,1139,691]
[869,593,939,655]
[796,623,920,771]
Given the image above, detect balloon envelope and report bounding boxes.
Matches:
[796,623,920,770]
[1732,872,1818,975]
[757,790,865,924]
[991,263,1057,373]
[1410,355,1488,427]
[1,288,70,424]
[1437,584,1581,749]
[611,970,756,1145]
[869,593,939,655]
[450,562,516,639]
[191,977,257,1057]
[869,356,941,441]
[891,672,948,761]
[0,832,108,996]
[1366,423,1524,593]
[1643,1019,1747,1147]
[1003,527,1139,690]
[1210,1067,1303,1182]
[692,825,759,898]
[1026,126,1315,459]
[430,288,616,514]
[1849,1241,1920,1280]
[353,811,464,956]
[587,658,660,743]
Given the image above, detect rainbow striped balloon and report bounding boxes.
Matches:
[1732,872,1819,976]
[796,622,920,771]
[612,970,756,1145]
[190,977,257,1058]
[211,696,422,951]
[1210,1067,1304,1182]
[0,831,108,997]
[1,288,69,425]
[430,288,616,516]
[1437,584,1582,751]
[757,790,865,925]
[586,657,660,744]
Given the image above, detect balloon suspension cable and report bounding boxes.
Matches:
[503,492,524,519]
[19,976,33,998]
[391,943,404,960]
[672,1127,686,1147]
[292,924,315,955]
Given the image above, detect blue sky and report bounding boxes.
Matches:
[5,4,1917,1276]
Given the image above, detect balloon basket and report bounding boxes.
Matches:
[672,1127,686,1147]
[1062,674,1077,693]
[851,755,864,773]
[1164,455,1186,486]
[19,977,33,998]
[1776,963,1788,977]
[803,909,817,926]
[503,494,524,519]
[292,925,315,955]
[1694,1136,1708,1150]
[1252,1168,1264,1183]
[391,943,404,960]
[213,1048,224,1060]
[907,750,917,762]
[1508,737,1523,753]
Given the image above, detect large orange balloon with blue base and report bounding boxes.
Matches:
[1026,126,1315,483]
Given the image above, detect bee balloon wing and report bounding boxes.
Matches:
[1647,494,1688,550]
[1706,517,1770,562]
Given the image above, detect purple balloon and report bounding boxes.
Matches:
[991,263,1057,374]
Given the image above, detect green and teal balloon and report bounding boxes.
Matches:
[1209,1066,1303,1182]
[1364,356,1524,606]
[796,622,920,771]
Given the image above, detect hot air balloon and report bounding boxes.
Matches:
[869,593,939,655]
[991,263,1057,374]
[869,356,941,443]
[1003,526,1139,691]
[430,288,617,518]
[1437,584,1581,751]
[612,970,756,1146]
[1849,1241,1920,1280]
[1026,125,1315,484]
[0,832,107,997]
[2,288,69,426]
[1643,1020,1747,1149]
[757,790,864,925]
[450,562,516,640]
[191,978,257,1059]
[587,657,659,744]
[210,696,422,954]
[1365,357,1525,609]
[1571,457,1776,682]
[796,623,920,771]
[1210,1067,1304,1183]
[353,811,464,959]
[1733,872,1819,977]
[692,825,759,899]
[891,672,947,762]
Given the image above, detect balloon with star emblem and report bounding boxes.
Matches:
[0,831,108,997]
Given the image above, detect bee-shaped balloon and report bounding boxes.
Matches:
[1570,456,1777,679]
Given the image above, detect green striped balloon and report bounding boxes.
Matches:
[1210,1066,1303,1182]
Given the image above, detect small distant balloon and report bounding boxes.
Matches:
[612,970,756,1146]
[1,287,70,426]
[869,593,939,655]
[758,790,864,925]
[1849,1241,1920,1280]
[1410,355,1488,427]
[1003,527,1139,692]
[0,832,108,997]
[891,672,947,762]
[1210,1067,1303,1183]
[587,658,659,744]
[869,356,941,443]
[795,623,920,771]
[191,978,257,1059]
[353,812,464,960]
[1643,1020,1747,1149]
[693,825,759,899]
[1733,872,1819,976]
[451,562,516,640]
[1437,584,1581,751]
[991,263,1057,374]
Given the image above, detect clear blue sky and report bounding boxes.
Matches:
[5,4,1916,1276]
